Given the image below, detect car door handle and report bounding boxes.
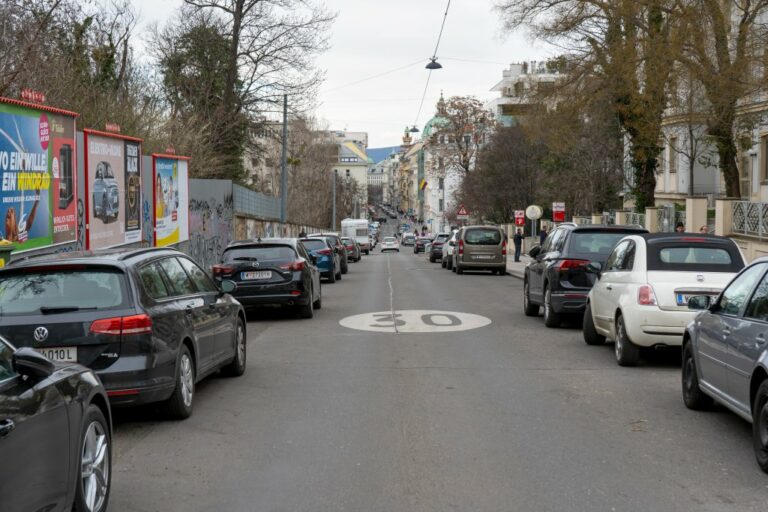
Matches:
[757,334,766,346]
[722,327,731,336]
[185,304,194,314]
[0,419,15,438]
[606,285,612,291]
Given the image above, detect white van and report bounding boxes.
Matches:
[341,218,371,254]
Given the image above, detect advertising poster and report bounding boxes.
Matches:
[0,100,78,252]
[154,155,189,247]
[85,131,142,249]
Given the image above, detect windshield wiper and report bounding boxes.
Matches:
[40,306,98,315]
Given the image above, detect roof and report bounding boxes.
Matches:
[341,142,373,163]
[227,238,298,248]
[639,233,733,243]
[5,247,180,269]
[367,146,400,164]
[422,115,448,137]
[559,224,648,233]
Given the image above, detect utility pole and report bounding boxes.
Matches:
[279,94,288,229]
[332,170,337,230]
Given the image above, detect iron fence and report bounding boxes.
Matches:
[626,212,645,227]
[732,201,768,239]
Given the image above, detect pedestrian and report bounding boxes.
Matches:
[675,222,685,233]
[699,225,709,234]
[539,226,547,245]
[513,228,523,262]
[299,229,307,238]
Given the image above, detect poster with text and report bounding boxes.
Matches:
[0,102,77,251]
[154,156,189,247]
[86,132,142,249]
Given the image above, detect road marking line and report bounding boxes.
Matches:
[387,254,399,334]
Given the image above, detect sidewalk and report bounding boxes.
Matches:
[506,255,530,279]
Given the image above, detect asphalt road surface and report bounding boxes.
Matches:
[110,237,768,511]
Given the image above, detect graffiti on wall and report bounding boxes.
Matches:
[142,199,152,245]
[186,193,234,269]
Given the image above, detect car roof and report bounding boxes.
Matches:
[638,233,733,243]
[4,247,182,270]
[560,224,648,233]
[226,237,298,248]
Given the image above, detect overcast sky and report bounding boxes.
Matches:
[130,0,549,148]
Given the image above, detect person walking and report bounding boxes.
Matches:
[513,228,523,262]
[539,226,548,245]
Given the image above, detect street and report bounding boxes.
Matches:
[110,236,768,512]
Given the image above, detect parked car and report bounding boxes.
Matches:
[429,232,451,263]
[308,233,348,274]
[92,161,119,221]
[583,233,745,366]
[0,248,246,419]
[0,337,113,512]
[681,257,768,472]
[214,238,322,318]
[524,224,648,327]
[414,236,431,254]
[381,236,400,252]
[301,237,341,283]
[450,225,508,275]
[442,231,458,270]
[341,236,362,262]
[402,234,416,246]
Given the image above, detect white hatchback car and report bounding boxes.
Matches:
[441,230,459,270]
[381,236,400,252]
[583,233,745,366]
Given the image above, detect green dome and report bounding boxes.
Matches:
[422,115,448,137]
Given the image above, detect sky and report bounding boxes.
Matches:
[129,0,550,148]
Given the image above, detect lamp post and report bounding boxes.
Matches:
[332,169,337,230]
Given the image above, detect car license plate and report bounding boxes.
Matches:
[241,271,271,280]
[36,346,77,362]
[474,255,493,260]
[677,293,696,306]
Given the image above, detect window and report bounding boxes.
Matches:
[438,178,444,190]
[439,199,444,212]
[464,228,501,245]
[648,243,743,272]
[745,271,768,322]
[570,231,631,257]
[741,155,751,198]
[178,258,217,293]
[158,258,197,296]
[762,135,768,181]
[718,263,767,316]
[620,241,636,270]
[301,239,329,251]
[669,138,678,174]
[0,339,17,382]
[345,169,350,177]
[605,241,630,272]
[223,245,297,263]
[0,269,127,314]
[139,263,170,300]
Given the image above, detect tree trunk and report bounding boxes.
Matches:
[714,127,741,198]
[631,146,658,210]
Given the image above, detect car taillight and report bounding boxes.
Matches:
[212,264,235,277]
[638,284,657,306]
[458,239,464,255]
[557,259,589,270]
[317,248,331,256]
[280,260,306,271]
[90,314,152,336]
[502,239,507,256]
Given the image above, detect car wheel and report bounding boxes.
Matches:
[523,279,539,317]
[682,341,711,410]
[165,345,195,419]
[441,259,446,268]
[221,318,246,377]
[753,380,768,473]
[313,285,322,309]
[429,255,436,263]
[543,286,561,328]
[73,404,111,512]
[583,302,606,345]
[299,292,314,319]
[336,269,342,280]
[327,269,336,283]
[101,196,108,221]
[615,314,640,366]
[446,258,453,270]
[456,263,464,274]
[341,261,348,274]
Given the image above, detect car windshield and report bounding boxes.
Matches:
[435,234,450,242]
[223,245,297,263]
[570,232,634,255]
[301,239,328,251]
[384,237,396,243]
[0,269,128,315]
[464,228,501,245]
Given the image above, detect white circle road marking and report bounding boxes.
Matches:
[339,310,492,333]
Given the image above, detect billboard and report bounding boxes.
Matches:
[153,155,189,247]
[0,99,78,251]
[84,130,143,249]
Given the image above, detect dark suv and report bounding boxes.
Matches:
[308,233,348,275]
[0,248,247,419]
[524,224,648,327]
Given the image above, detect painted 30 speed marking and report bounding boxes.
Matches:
[339,310,491,333]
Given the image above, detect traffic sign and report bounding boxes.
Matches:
[514,210,525,226]
[552,202,566,222]
[456,204,469,220]
[525,205,543,220]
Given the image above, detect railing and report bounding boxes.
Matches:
[732,201,768,239]
[626,212,645,227]
[578,217,590,225]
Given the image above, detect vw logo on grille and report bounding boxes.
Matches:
[33,326,49,343]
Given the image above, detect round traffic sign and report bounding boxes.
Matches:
[525,205,543,220]
[339,310,492,333]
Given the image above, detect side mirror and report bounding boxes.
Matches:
[13,347,55,379]
[687,295,712,311]
[309,255,317,265]
[586,261,602,278]
[448,241,455,247]
[220,280,237,294]
[528,245,541,258]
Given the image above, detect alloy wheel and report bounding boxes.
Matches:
[81,421,109,512]
[180,354,194,408]
[615,318,624,360]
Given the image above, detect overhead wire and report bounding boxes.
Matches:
[413,0,451,130]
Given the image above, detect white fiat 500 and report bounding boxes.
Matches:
[583,233,745,366]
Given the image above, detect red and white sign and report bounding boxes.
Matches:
[514,210,525,226]
[20,88,46,103]
[456,204,470,220]
[552,202,566,223]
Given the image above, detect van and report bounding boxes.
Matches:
[452,225,507,275]
[341,218,371,254]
